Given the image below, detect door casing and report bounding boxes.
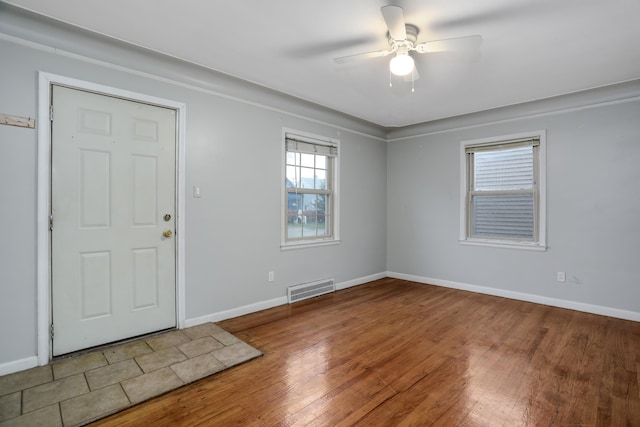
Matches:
[37,72,187,364]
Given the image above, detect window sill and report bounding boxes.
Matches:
[459,239,546,251]
[281,239,341,251]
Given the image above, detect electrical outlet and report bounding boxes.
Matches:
[268,271,274,282]
[557,272,566,282]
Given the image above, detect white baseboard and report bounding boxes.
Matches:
[184,271,387,328]
[336,272,387,291]
[184,296,289,328]
[387,271,640,322]
[11,271,635,376]
[0,356,38,376]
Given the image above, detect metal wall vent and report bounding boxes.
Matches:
[287,278,335,304]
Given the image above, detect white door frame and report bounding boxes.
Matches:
[37,72,187,365]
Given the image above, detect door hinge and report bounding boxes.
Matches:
[49,105,54,122]
[49,214,54,231]
[50,323,54,340]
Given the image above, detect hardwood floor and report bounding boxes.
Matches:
[91,278,640,426]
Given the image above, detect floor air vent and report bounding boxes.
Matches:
[287,278,335,304]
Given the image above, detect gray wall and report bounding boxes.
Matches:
[387,88,640,316]
[0,6,387,368]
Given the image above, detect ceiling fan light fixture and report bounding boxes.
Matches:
[389,52,414,76]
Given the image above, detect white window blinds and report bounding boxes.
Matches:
[285,134,338,157]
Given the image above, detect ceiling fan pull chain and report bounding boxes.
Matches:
[389,68,393,88]
[411,69,415,93]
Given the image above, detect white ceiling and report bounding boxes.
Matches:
[5,0,640,127]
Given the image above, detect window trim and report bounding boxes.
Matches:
[459,130,546,251]
[281,128,340,250]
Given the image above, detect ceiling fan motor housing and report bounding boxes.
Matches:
[387,24,419,48]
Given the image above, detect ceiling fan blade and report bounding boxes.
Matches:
[334,50,392,64]
[414,35,483,53]
[381,5,407,40]
[285,36,377,58]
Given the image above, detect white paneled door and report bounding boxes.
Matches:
[51,85,177,356]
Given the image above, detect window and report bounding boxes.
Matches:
[460,131,546,250]
[282,131,339,248]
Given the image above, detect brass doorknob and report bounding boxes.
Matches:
[163,230,173,238]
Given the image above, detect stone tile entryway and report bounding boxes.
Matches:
[0,323,262,426]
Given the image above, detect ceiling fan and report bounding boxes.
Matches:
[334,5,483,78]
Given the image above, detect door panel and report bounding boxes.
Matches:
[51,85,177,356]
[79,149,111,228]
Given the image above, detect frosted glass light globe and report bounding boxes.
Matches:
[389,53,414,76]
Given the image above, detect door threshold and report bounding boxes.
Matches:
[52,327,176,361]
